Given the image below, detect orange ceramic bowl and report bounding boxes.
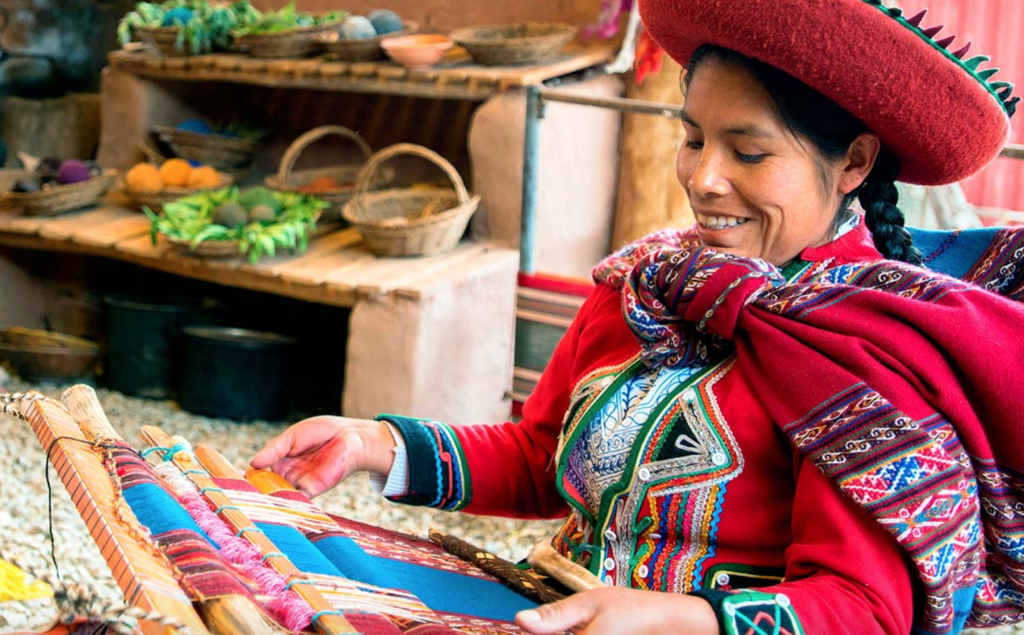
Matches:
[381,34,454,70]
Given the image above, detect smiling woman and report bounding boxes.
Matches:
[249,1,1024,635]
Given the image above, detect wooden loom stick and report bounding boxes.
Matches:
[60,386,274,635]
[140,426,359,635]
[527,541,606,593]
[12,386,210,635]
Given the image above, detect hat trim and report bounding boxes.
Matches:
[864,0,1017,117]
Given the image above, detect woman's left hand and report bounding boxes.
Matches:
[515,587,719,635]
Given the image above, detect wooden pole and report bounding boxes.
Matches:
[611,58,693,249]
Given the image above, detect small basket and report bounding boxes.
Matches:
[342,143,480,257]
[265,125,393,220]
[123,172,234,214]
[449,22,577,65]
[153,126,259,172]
[235,21,341,59]
[1,170,117,217]
[134,26,190,57]
[321,21,419,62]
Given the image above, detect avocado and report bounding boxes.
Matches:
[212,203,249,228]
[237,186,283,214]
[248,204,277,223]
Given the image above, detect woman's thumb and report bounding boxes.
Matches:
[516,595,595,634]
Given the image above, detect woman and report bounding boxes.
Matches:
[252,1,1024,634]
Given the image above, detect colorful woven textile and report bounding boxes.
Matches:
[116,444,539,634]
[594,224,1024,633]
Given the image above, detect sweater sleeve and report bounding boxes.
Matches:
[693,453,916,635]
[376,285,613,519]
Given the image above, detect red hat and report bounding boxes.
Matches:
[639,0,1018,186]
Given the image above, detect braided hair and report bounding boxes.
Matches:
[685,45,922,265]
[854,148,923,265]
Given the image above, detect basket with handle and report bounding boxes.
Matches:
[321,21,419,62]
[264,125,394,221]
[342,143,479,257]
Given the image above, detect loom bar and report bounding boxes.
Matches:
[23,392,210,635]
[59,387,276,635]
[141,426,360,635]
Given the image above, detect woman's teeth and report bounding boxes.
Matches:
[697,214,750,230]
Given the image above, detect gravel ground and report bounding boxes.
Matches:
[0,376,563,631]
[0,377,1020,635]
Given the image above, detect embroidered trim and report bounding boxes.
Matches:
[375,414,472,511]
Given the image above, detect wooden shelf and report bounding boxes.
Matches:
[107,43,615,100]
[0,206,518,308]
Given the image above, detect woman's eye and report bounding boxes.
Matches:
[736,151,767,164]
[685,140,704,150]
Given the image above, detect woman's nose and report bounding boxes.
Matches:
[686,150,731,197]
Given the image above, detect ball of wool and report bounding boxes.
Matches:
[368,9,403,35]
[57,159,91,185]
[341,16,376,40]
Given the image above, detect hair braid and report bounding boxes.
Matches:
[857,149,923,265]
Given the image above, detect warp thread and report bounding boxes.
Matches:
[154,462,315,632]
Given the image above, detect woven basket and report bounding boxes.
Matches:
[135,26,190,57]
[342,144,479,257]
[449,22,577,65]
[123,173,234,214]
[167,211,326,259]
[153,126,259,171]
[321,21,419,62]
[1,170,117,217]
[265,126,394,221]
[235,21,340,59]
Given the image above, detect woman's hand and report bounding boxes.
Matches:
[516,587,718,635]
[249,416,397,498]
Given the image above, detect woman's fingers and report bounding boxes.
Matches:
[516,594,597,634]
[250,416,341,469]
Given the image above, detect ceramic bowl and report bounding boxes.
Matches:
[381,34,454,70]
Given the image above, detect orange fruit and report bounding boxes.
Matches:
[125,163,163,192]
[159,159,192,187]
[187,165,222,189]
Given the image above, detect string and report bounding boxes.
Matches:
[42,435,136,580]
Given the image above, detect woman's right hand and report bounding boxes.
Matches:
[249,416,397,498]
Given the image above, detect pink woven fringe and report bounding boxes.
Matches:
[177,482,316,632]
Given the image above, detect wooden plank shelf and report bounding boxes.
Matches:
[107,43,615,100]
[0,205,518,308]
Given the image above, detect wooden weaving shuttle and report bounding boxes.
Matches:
[527,540,605,593]
[8,385,210,635]
[140,426,359,635]
[61,386,275,635]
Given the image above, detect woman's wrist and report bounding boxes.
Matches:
[361,419,398,476]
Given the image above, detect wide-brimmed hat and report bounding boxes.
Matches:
[639,0,1018,185]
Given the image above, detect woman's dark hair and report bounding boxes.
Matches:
[684,45,922,265]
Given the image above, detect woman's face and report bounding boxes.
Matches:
[677,59,857,266]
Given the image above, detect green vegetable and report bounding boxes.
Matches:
[146,185,327,263]
[118,0,244,54]
[232,1,347,37]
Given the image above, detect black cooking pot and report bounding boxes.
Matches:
[178,326,298,422]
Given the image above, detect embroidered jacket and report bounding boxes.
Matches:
[379,220,1024,635]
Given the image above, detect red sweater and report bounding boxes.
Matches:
[381,223,915,635]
